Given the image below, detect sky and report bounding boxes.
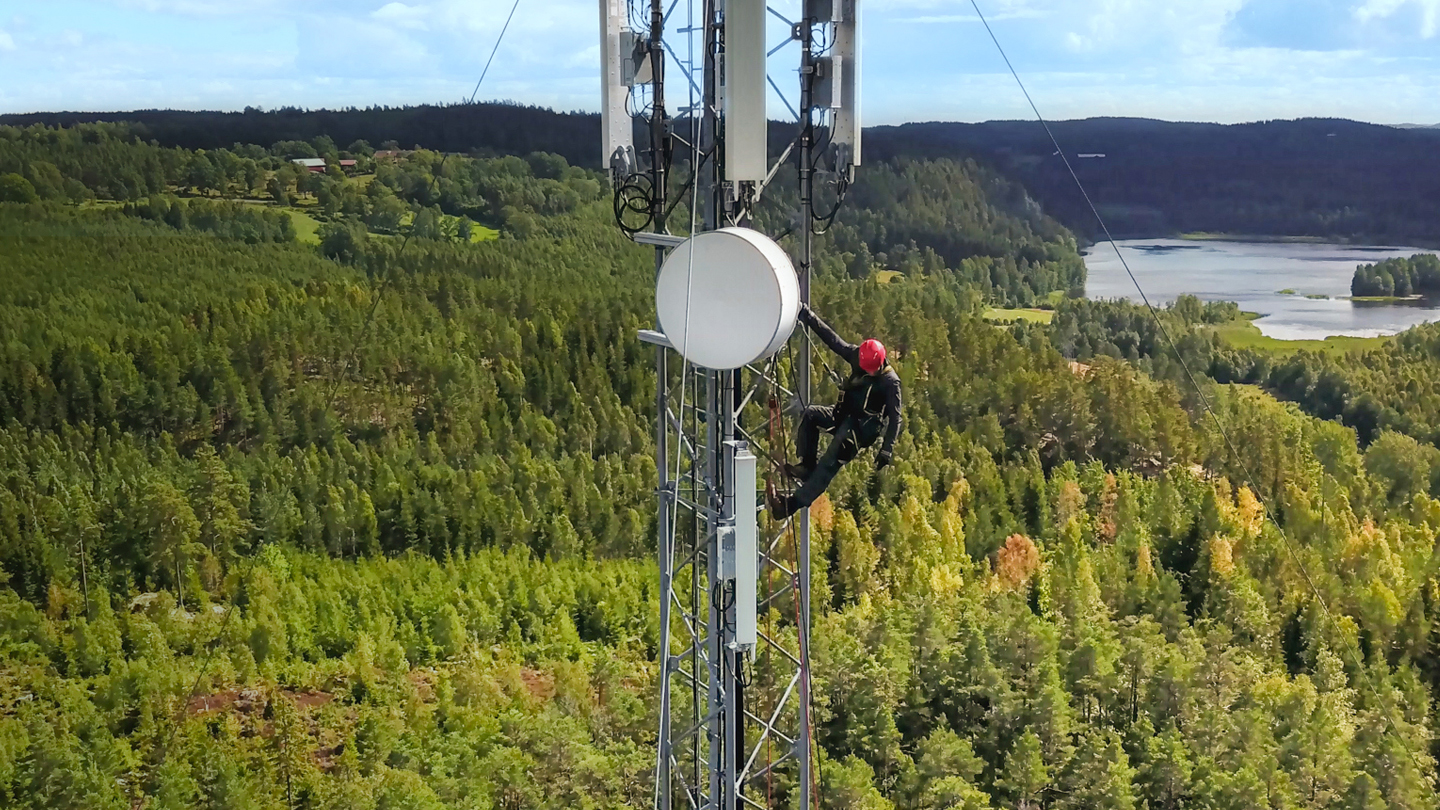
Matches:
[0,0,1437,125]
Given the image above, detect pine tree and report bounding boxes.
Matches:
[997,728,1048,810]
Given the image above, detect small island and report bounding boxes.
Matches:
[1351,253,1440,299]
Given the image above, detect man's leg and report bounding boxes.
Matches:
[794,405,837,473]
[785,417,858,514]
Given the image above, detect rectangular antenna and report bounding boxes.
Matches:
[599,0,634,178]
[723,0,767,184]
[731,444,757,649]
[830,0,861,173]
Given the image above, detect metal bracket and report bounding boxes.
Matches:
[639,329,675,349]
[635,231,688,248]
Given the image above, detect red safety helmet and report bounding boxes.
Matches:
[858,339,887,374]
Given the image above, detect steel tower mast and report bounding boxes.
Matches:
[601,3,860,808]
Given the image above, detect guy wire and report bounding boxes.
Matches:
[970,0,1431,777]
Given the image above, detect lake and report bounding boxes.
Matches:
[1082,239,1439,340]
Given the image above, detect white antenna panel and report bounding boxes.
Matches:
[599,0,634,178]
[830,0,861,173]
[654,228,799,370]
[723,0,767,184]
[728,444,757,650]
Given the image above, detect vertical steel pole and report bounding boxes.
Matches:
[721,372,739,810]
[796,8,816,810]
[650,0,672,807]
[655,309,673,810]
[705,370,720,810]
[703,4,731,809]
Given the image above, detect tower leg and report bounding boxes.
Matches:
[797,6,817,809]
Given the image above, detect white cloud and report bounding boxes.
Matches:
[1356,0,1440,36]
[4,0,1439,123]
[373,2,429,31]
[109,0,262,15]
[1051,0,1245,56]
[899,9,1046,23]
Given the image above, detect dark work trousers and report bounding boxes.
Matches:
[790,405,881,512]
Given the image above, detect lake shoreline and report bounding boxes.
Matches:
[1180,232,1440,250]
[1083,238,1440,341]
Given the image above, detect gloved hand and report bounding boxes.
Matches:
[874,449,892,471]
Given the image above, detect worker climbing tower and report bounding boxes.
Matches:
[600,2,861,809]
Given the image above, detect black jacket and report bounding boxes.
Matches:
[799,306,903,455]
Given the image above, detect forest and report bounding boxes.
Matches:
[1351,255,1440,298]
[1049,286,1440,460]
[0,104,603,171]
[12,104,1440,247]
[1,125,1439,810]
[867,118,1440,246]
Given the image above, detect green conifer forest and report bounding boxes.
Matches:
[1,124,1438,809]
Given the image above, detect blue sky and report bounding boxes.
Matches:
[0,0,1436,125]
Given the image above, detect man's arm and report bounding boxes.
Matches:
[798,305,859,365]
[876,373,903,467]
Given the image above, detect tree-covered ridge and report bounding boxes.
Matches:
[0,103,604,170]
[0,121,609,244]
[0,203,659,598]
[11,106,1440,247]
[0,122,1085,305]
[1351,254,1440,298]
[2,144,1440,808]
[868,117,1440,245]
[751,156,1085,306]
[1048,291,1440,469]
[0,121,286,203]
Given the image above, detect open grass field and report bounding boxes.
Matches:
[1208,316,1389,355]
[984,307,1055,324]
[469,223,500,242]
[284,208,321,244]
[1179,232,1333,244]
[76,193,495,247]
[381,211,500,242]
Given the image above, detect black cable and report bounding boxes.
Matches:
[467,0,524,104]
[811,175,849,234]
[615,172,656,234]
[737,649,753,688]
[662,147,712,226]
[970,0,1433,777]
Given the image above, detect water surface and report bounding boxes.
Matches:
[1083,240,1438,340]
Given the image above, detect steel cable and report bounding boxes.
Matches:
[969,0,1432,779]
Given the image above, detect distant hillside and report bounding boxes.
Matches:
[10,106,1440,245]
[866,117,1440,245]
[0,103,601,168]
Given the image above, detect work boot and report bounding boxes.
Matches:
[766,487,795,520]
[783,462,813,481]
